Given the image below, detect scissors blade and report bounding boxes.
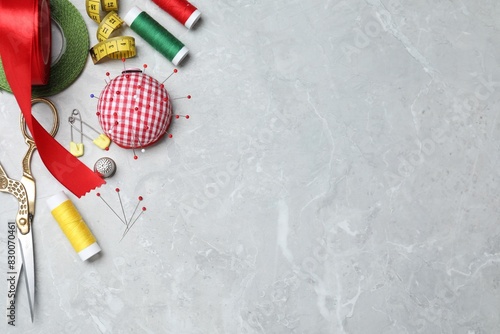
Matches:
[17,230,34,322]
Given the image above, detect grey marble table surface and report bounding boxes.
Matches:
[0,0,499,333]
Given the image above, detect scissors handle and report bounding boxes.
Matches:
[0,164,30,235]
[22,143,37,178]
[20,98,59,176]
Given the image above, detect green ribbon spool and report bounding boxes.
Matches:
[0,0,89,97]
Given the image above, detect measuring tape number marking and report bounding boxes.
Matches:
[86,0,136,64]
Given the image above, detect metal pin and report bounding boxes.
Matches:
[68,112,111,150]
[127,196,143,226]
[131,130,146,160]
[120,206,147,241]
[115,188,127,225]
[69,109,84,157]
[96,193,126,225]
[161,68,178,85]
[172,95,191,100]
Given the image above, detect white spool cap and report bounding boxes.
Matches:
[46,191,102,261]
[77,243,102,261]
[123,6,142,25]
[172,46,189,65]
[46,191,70,210]
[184,9,201,29]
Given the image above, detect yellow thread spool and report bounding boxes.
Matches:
[46,192,101,261]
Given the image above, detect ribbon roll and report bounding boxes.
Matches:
[0,0,105,197]
[0,0,51,84]
[0,0,92,97]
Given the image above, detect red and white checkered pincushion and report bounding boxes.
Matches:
[97,69,172,148]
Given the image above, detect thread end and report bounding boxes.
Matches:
[78,242,102,261]
[185,9,201,29]
[124,6,143,26]
[172,46,189,66]
[46,191,69,210]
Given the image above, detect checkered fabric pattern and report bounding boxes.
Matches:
[97,70,172,148]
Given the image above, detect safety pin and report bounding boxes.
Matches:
[68,109,111,150]
[69,109,84,157]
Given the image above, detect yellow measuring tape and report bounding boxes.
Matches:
[97,11,123,41]
[86,0,117,23]
[86,0,136,64]
[89,36,136,63]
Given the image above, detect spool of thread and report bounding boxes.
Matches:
[124,7,189,66]
[46,191,101,261]
[151,0,201,29]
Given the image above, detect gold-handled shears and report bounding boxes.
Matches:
[1,98,58,322]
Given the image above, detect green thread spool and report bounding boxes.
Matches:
[124,7,189,66]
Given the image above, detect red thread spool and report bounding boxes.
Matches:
[151,0,201,29]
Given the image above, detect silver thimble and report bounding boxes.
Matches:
[94,157,117,178]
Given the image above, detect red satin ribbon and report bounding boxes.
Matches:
[0,0,105,197]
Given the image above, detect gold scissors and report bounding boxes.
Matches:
[0,98,58,322]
